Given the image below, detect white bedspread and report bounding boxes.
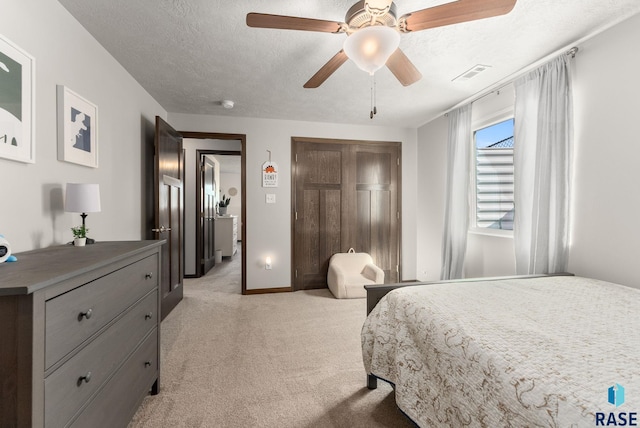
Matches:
[361,276,640,427]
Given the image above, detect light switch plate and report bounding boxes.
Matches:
[266,194,276,204]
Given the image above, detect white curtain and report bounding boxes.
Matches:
[441,104,472,280]
[513,56,572,275]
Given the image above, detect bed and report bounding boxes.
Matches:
[361,274,640,427]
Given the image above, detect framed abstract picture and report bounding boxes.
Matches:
[57,85,98,168]
[0,34,35,163]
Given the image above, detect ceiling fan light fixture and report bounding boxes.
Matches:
[343,25,400,75]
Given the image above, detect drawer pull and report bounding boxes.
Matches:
[145,312,153,320]
[145,272,153,279]
[78,308,93,320]
[144,361,152,368]
[78,372,92,385]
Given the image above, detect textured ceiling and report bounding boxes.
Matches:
[58,0,640,128]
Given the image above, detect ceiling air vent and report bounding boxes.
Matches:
[453,64,491,82]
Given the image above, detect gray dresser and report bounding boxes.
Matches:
[0,240,164,428]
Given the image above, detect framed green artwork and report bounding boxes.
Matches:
[0,34,35,163]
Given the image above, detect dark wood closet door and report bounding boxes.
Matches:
[355,146,400,283]
[293,142,346,290]
[292,138,400,291]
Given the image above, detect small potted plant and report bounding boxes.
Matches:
[71,225,89,247]
[218,194,231,216]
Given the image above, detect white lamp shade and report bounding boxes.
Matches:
[65,183,101,213]
[343,26,400,75]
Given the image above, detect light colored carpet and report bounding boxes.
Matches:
[129,248,414,428]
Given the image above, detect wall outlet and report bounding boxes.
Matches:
[266,194,276,204]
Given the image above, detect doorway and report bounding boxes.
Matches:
[196,150,242,277]
[292,137,401,291]
[181,132,247,295]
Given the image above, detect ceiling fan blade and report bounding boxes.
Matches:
[401,0,517,32]
[304,50,349,88]
[247,13,344,33]
[386,49,422,86]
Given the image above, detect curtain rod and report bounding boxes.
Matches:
[441,46,578,118]
[425,11,640,125]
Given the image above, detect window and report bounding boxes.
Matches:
[472,118,514,232]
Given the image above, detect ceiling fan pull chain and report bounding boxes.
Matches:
[370,73,374,119]
[373,74,378,115]
[369,73,378,119]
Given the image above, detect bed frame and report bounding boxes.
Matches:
[364,273,574,389]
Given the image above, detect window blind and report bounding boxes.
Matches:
[476,138,514,230]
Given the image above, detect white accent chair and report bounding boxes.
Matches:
[327,248,385,299]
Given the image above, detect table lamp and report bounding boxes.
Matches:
[65,183,101,244]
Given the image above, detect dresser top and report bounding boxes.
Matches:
[0,241,164,296]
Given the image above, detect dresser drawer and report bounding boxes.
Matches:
[69,330,158,428]
[45,254,158,369]
[44,291,158,428]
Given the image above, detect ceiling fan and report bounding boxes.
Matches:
[247,0,517,88]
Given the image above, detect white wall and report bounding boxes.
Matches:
[219,170,242,223]
[416,13,640,287]
[169,113,418,291]
[415,116,447,281]
[0,0,166,253]
[568,13,640,288]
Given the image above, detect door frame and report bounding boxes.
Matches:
[182,132,247,295]
[291,136,403,290]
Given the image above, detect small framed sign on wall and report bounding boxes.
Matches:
[262,161,278,187]
[57,85,98,168]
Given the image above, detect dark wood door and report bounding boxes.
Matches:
[154,116,183,320]
[293,142,346,290]
[201,155,216,275]
[292,138,400,290]
[355,145,400,283]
